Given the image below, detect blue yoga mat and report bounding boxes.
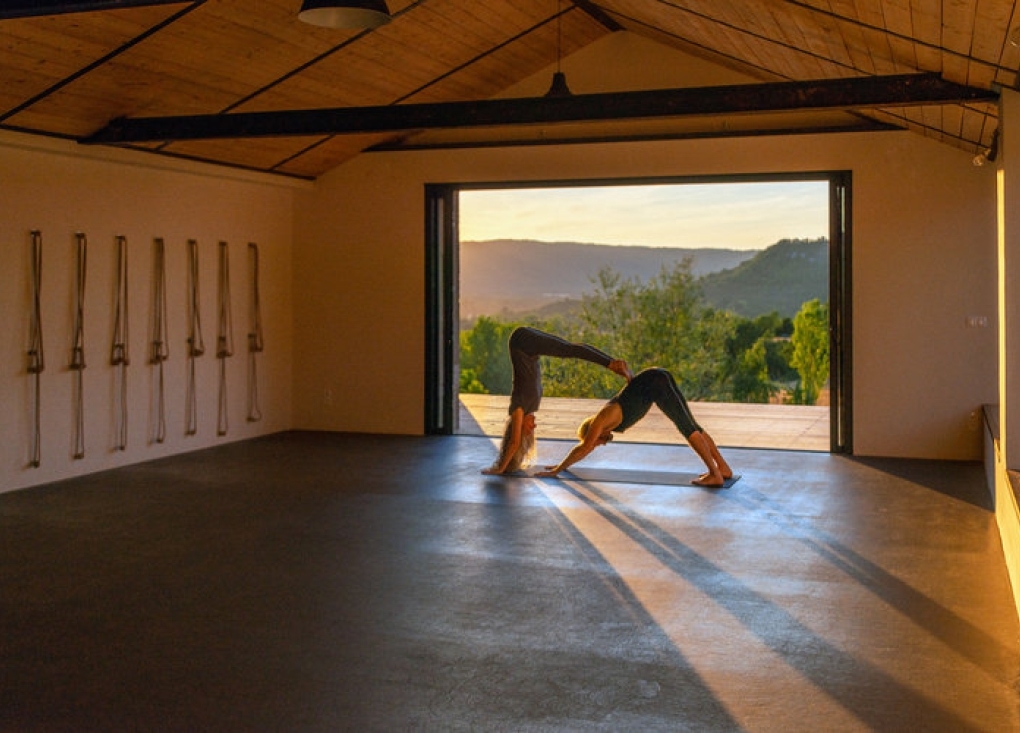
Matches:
[520,466,740,487]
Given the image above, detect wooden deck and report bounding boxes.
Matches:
[458,393,830,451]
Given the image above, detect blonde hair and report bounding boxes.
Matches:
[577,416,595,441]
[494,415,536,472]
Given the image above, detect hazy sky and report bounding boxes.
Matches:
[459,180,829,251]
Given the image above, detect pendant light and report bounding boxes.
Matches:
[298,0,391,29]
[544,0,572,97]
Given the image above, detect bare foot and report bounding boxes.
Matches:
[692,471,724,488]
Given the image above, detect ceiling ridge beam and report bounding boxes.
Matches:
[570,0,623,32]
[81,73,998,145]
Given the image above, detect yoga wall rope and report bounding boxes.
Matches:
[27,230,45,468]
[111,235,129,451]
[247,242,263,423]
[216,241,233,436]
[70,232,87,460]
[185,238,204,437]
[150,237,169,444]
[21,231,267,463]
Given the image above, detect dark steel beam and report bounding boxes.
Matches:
[0,1,188,18]
[81,73,997,145]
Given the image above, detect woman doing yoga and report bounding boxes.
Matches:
[536,367,733,487]
[482,326,632,475]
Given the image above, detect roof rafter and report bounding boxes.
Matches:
[81,73,997,145]
[0,0,189,19]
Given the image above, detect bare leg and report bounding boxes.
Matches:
[687,430,724,487]
[702,431,732,479]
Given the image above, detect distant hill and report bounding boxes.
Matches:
[460,239,756,319]
[699,238,828,318]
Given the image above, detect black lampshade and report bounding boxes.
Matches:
[298,0,391,29]
[545,71,573,98]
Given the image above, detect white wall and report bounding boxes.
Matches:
[291,37,998,459]
[0,132,297,493]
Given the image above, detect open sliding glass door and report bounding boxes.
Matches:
[424,184,458,435]
[830,172,852,453]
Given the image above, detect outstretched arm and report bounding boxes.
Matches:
[482,408,525,475]
[608,359,633,382]
[536,404,622,477]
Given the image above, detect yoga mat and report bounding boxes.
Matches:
[521,466,740,487]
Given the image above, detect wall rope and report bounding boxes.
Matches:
[150,237,169,444]
[27,230,45,468]
[111,235,129,451]
[70,232,87,460]
[185,238,204,437]
[216,241,233,436]
[247,242,263,423]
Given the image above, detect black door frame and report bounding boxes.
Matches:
[425,172,852,453]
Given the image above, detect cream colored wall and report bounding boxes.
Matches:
[291,34,997,459]
[0,132,296,493]
[293,128,997,458]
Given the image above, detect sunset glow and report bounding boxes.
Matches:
[460,180,829,250]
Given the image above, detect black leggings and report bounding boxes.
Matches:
[612,368,702,439]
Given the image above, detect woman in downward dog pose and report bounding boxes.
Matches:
[536,367,733,487]
[482,326,632,475]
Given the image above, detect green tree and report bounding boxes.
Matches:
[729,335,776,403]
[458,316,515,394]
[576,261,733,400]
[789,299,829,405]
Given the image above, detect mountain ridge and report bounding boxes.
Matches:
[460,238,828,320]
[460,239,756,318]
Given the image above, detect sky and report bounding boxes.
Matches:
[459,180,830,251]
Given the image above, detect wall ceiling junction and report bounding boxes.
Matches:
[0,0,1012,179]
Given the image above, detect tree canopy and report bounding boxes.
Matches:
[460,261,829,405]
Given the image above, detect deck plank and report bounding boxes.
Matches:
[458,393,829,451]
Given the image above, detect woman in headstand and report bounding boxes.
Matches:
[482,326,632,475]
[536,367,732,487]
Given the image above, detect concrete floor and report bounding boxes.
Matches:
[1,431,1018,732]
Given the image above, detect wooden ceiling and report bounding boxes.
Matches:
[0,0,1013,179]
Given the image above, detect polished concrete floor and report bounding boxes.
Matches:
[1,431,1018,732]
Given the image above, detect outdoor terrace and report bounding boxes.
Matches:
[458,394,830,452]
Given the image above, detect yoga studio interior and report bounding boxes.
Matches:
[2,1,1020,730]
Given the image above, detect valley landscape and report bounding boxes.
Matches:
[460,237,828,321]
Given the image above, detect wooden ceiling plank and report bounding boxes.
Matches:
[608,11,780,81]
[600,0,777,75]
[960,104,992,148]
[236,0,555,114]
[836,20,880,74]
[940,99,965,140]
[162,134,331,169]
[913,43,942,72]
[909,0,943,47]
[965,56,998,91]
[880,0,913,38]
[942,0,978,55]
[970,0,1013,64]
[767,2,840,77]
[0,5,189,113]
[273,132,396,177]
[0,0,1002,175]
[781,3,856,71]
[414,11,607,101]
[882,0,919,68]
